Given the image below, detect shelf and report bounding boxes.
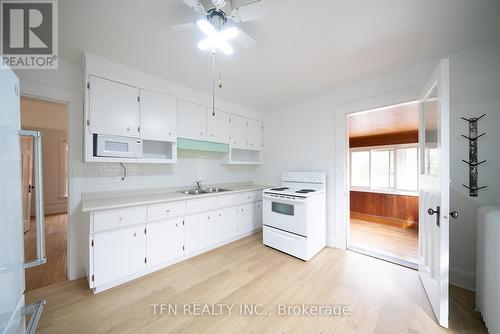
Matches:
[222,148,262,165]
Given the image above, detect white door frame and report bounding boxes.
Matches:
[333,87,421,249]
[20,80,83,281]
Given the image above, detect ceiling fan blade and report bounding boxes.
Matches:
[229,0,266,23]
[182,0,207,14]
[234,29,256,48]
[171,22,197,32]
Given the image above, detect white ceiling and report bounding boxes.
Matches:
[59,0,500,111]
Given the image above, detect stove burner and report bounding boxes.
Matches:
[296,189,316,194]
[270,187,289,191]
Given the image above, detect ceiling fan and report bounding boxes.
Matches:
[172,0,265,55]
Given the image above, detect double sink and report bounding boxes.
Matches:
[179,187,231,195]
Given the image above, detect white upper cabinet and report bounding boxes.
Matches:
[247,119,262,151]
[206,109,230,144]
[139,89,176,142]
[89,76,140,138]
[177,99,207,141]
[229,115,248,149]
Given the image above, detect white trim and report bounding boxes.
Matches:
[450,266,475,292]
[19,80,84,280]
[334,87,421,250]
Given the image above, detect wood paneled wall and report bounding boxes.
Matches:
[350,191,419,229]
[349,130,418,148]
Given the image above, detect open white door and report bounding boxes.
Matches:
[418,58,451,327]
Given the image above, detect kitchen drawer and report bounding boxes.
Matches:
[216,193,241,208]
[240,191,257,203]
[263,225,307,260]
[185,196,217,215]
[93,206,147,233]
[148,200,185,222]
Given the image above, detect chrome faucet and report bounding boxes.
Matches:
[196,180,202,190]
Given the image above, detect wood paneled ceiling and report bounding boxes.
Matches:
[348,102,419,138]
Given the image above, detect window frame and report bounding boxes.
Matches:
[349,143,419,196]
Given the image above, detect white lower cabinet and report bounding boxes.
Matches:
[184,211,215,255]
[146,217,184,268]
[254,201,263,230]
[93,224,146,288]
[214,207,238,243]
[236,203,255,235]
[88,190,264,293]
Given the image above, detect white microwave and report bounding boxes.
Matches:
[94,134,143,158]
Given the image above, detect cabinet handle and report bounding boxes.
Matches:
[127,127,130,131]
[200,132,203,136]
[207,216,210,220]
[133,232,137,237]
[118,217,124,221]
[168,132,171,136]
[165,209,171,213]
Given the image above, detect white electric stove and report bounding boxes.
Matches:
[262,172,326,261]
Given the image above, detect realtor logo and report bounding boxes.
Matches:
[1,0,58,69]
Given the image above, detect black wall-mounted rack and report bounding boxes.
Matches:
[461,114,487,197]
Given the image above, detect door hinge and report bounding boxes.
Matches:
[182,220,185,226]
[144,257,147,264]
[91,239,94,247]
[137,96,140,102]
[144,228,146,234]
[183,245,185,250]
[229,118,232,123]
[86,119,90,126]
[87,82,90,89]
[138,126,140,132]
[91,274,94,281]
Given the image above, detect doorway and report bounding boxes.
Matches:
[20,96,69,290]
[347,101,419,268]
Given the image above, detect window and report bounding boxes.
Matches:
[351,151,370,187]
[350,144,419,194]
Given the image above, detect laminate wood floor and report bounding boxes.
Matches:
[24,213,68,291]
[26,232,486,334]
[350,218,419,264]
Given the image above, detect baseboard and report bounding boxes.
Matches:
[350,212,417,229]
[450,266,476,291]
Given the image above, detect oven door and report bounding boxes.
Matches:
[263,194,308,237]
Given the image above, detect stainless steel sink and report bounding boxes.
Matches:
[179,187,230,195]
[203,187,230,193]
[179,189,207,195]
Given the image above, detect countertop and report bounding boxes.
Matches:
[81,183,270,212]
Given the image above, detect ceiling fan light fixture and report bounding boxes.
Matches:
[196,19,237,55]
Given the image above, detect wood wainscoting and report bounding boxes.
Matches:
[350,191,418,229]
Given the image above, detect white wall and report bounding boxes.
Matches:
[257,39,500,290]
[15,57,262,280]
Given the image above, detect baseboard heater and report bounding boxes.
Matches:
[476,206,500,334]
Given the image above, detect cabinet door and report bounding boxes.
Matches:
[140,89,176,142]
[184,211,215,254]
[93,224,146,287]
[247,119,262,151]
[146,217,184,268]
[254,201,263,230]
[229,115,248,149]
[177,100,207,140]
[206,109,230,144]
[236,203,255,235]
[89,76,140,138]
[215,207,238,243]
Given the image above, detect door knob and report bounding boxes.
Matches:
[450,211,459,219]
[428,205,441,227]
[427,207,440,215]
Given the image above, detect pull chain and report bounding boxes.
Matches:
[212,51,216,116]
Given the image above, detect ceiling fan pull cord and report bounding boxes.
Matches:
[212,51,216,116]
